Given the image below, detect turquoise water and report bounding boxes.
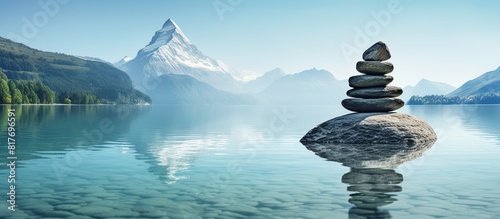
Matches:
[0,105,499,218]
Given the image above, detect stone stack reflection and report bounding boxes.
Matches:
[343,168,403,219]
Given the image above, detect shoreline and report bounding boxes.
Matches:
[0,103,151,106]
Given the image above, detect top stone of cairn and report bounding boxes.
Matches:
[362,41,391,61]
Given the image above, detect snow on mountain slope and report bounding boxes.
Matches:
[120,19,251,93]
[114,56,133,68]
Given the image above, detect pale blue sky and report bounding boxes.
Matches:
[1,0,499,87]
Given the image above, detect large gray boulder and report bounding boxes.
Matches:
[300,112,437,146]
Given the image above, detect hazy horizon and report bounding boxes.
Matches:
[1,0,499,88]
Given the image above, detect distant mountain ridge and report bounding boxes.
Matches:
[259,68,348,105]
[75,56,113,65]
[408,66,500,104]
[147,74,259,104]
[243,68,285,93]
[449,66,500,97]
[402,79,456,101]
[114,56,133,68]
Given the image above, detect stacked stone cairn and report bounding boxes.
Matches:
[342,41,404,112]
[301,41,436,147]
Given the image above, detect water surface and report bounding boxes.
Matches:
[0,104,499,218]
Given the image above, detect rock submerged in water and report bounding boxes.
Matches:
[300,113,436,146]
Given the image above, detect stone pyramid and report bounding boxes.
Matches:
[342,41,404,112]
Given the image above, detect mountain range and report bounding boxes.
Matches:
[145,74,258,105]
[117,18,497,105]
[408,67,500,104]
[243,68,285,93]
[258,68,348,105]
[115,19,352,105]
[0,18,497,105]
[449,67,500,97]
[401,79,456,101]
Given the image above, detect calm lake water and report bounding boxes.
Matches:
[0,104,499,218]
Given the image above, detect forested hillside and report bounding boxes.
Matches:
[408,94,500,105]
[0,37,150,104]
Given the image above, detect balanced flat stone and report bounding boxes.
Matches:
[363,41,391,61]
[342,98,404,112]
[299,112,437,146]
[349,75,393,88]
[356,61,394,75]
[347,86,403,98]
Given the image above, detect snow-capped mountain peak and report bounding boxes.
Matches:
[139,19,191,55]
[120,18,251,93]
